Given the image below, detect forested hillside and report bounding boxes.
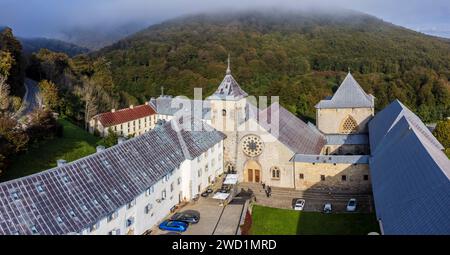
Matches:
[19,37,89,57]
[96,9,450,122]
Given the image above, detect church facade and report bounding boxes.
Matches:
[202,59,373,193]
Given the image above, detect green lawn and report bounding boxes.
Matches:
[1,119,100,181]
[250,205,379,235]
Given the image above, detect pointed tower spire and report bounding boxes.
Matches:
[226,53,231,75]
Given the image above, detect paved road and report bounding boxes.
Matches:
[14,78,41,119]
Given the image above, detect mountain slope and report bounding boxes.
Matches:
[19,37,89,57]
[96,9,450,122]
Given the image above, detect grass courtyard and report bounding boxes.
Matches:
[250,205,380,235]
[1,118,100,181]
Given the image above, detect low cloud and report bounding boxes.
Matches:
[1,0,449,38]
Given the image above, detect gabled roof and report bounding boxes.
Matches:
[369,100,450,235]
[0,118,225,235]
[149,96,211,120]
[93,104,156,127]
[258,102,326,154]
[368,99,444,154]
[207,56,248,101]
[315,72,374,109]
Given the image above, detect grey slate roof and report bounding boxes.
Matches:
[315,73,374,109]
[369,100,450,235]
[207,69,248,101]
[149,96,211,120]
[325,134,369,145]
[258,102,326,154]
[292,154,369,164]
[368,99,444,154]
[0,118,225,235]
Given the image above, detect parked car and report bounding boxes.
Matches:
[201,188,214,197]
[323,203,332,213]
[346,198,357,212]
[158,220,188,232]
[293,199,305,211]
[170,210,200,224]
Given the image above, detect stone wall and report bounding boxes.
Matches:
[294,162,371,192]
[321,144,370,155]
[235,119,296,188]
[316,108,374,134]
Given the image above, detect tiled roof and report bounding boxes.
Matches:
[149,96,211,120]
[316,73,374,109]
[258,102,326,154]
[369,100,450,234]
[0,118,225,235]
[93,104,156,127]
[292,154,369,164]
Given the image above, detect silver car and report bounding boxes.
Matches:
[346,198,357,212]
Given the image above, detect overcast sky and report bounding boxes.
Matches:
[1,0,450,38]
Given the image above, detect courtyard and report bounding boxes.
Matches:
[250,205,380,235]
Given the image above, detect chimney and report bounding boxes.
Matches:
[130,105,134,109]
[57,159,67,167]
[111,109,115,113]
[118,137,126,145]
[145,102,148,105]
[96,145,105,153]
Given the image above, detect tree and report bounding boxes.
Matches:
[0,50,13,77]
[98,128,118,147]
[0,75,10,112]
[433,119,450,149]
[80,79,99,130]
[39,80,59,110]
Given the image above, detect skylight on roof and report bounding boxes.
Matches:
[36,185,44,193]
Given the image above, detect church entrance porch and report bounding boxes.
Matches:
[244,160,261,183]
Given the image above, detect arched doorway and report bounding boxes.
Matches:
[244,160,261,183]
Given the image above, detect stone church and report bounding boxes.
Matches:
[205,58,373,193]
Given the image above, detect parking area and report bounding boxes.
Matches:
[152,195,246,235]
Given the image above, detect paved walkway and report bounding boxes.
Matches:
[238,183,374,213]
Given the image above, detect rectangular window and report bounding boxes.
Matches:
[170,182,174,192]
[145,204,153,214]
[341,175,347,181]
[299,173,304,179]
[320,175,325,181]
[198,169,202,177]
[363,175,369,181]
[127,200,135,209]
[177,177,181,185]
[162,189,167,199]
[126,217,134,227]
[107,211,118,222]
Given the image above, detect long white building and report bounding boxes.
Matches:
[0,118,225,235]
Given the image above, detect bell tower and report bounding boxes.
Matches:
[207,55,248,172]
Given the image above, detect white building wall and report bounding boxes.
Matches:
[83,139,224,235]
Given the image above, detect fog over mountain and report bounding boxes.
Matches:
[1,0,450,49]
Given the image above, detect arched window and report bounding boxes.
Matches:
[222,109,227,117]
[340,115,358,133]
[271,166,280,179]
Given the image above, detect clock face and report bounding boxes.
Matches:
[242,135,263,157]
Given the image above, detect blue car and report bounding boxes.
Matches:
[159,220,188,232]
